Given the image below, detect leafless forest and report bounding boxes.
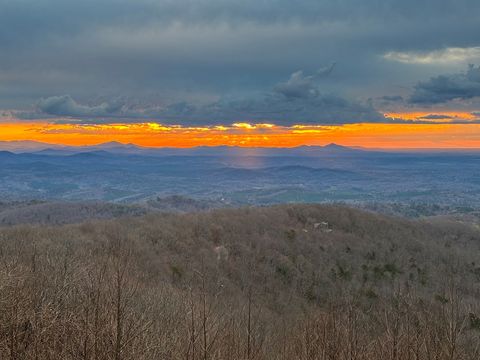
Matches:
[0,204,479,359]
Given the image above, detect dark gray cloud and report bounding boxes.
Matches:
[410,64,480,104]
[379,95,404,102]
[38,95,124,117]
[159,93,382,125]
[273,64,335,99]
[2,0,480,122]
[38,69,382,125]
[417,114,453,120]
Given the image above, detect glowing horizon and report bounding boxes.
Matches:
[2,118,480,149]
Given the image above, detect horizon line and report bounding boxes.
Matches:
[2,139,480,153]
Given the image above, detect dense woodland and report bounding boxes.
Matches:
[0,204,479,359]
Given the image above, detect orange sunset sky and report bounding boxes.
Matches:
[1,111,480,149]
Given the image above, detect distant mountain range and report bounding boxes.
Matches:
[0,140,368,156]
[2,140,480,157]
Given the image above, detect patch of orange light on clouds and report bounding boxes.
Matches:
[1,121,480,149]
[385,111,477,123]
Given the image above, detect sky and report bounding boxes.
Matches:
[1,0,480,148]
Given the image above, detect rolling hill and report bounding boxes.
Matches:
[0,204,478,359]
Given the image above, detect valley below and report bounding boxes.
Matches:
[1,142,480,208]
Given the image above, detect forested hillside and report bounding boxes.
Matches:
[0,204,479,359]
[0,201,147,226]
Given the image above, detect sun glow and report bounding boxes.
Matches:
[384,111,477,123]
[2,121,480,149]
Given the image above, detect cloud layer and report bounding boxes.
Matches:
[38,69,383,125]
[2,0,480,123]
[410,65,480,104]
[38,95,124,117]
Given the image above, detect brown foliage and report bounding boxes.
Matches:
[0,204,478,359]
